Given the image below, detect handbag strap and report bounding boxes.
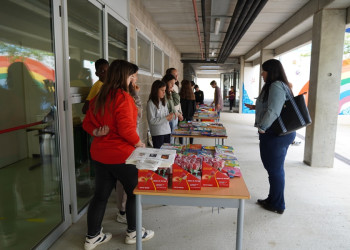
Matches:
[280,82,306,126]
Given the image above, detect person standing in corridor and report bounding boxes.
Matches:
[210,80,223,115]
[254,59,296,215]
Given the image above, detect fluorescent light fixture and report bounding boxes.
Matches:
[214,18,221,35]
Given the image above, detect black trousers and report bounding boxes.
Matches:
[87,160,138,235]
[229,99,234,110]
[152,134,170,148]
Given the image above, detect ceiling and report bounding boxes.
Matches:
[140,0,350,76]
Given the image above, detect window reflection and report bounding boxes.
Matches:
[0,1,62,249]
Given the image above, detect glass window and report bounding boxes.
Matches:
[67,0,103,212]
[108,14,127,62]
[137,32,151,72]
[0,1,62,248]
[154,46,162,75]
[164,53,169,73]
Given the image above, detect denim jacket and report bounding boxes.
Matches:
[254,81,288,132]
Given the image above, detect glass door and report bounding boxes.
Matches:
[66,0,104,213]
[221,73,234,107]
[0,0,65,248]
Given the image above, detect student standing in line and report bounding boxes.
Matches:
[166,69,182,118]
[115,63,141,225]
[210,80,223,115]
[194,84,204,105]
[82,59,109,114]
[253,59,296,214]
[83,60,154,250]
[179,80,196,145]
[162,74,183,144]
[147,80,173,149]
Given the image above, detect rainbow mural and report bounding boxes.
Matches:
[339,59,350,114]
[297,58,350,115]
[0,56,55,92]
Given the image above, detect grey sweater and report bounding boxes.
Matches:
[147,100,171,136]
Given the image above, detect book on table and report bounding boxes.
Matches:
[126,147,176,171]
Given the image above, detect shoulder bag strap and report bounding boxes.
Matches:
[280,82,306,126]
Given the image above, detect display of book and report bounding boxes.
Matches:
[126,147,177,171]
[172,121,227,137]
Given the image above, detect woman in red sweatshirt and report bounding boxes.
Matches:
[82,60,154,249]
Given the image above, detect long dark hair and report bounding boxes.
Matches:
[162,73,176,99]
[94,59,133,115]
[148,80,166,108]
[179,80,195,100]
[260,59,291,102]
[128,63,139,97]
[166,67,179,87]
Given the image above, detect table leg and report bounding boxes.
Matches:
[222,138,224,145]
[236,199,244,250]
[136,195,142,250]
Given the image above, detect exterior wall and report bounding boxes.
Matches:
[129,0,182,144]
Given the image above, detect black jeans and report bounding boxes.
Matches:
[152,134,170,148]
[229,99,234,110]
[179,137,194,145]
[87,160,138,236]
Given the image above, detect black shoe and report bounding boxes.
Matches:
[257,198,269,206]
[261,203,284,214]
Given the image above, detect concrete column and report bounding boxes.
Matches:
[304,9,346,168]
[183,63,196,81]
[239,56,245,113]
[259,49,274,90]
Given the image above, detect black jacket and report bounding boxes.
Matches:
[180,98,196,121]
[194,90,204,104]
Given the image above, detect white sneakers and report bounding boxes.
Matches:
[84,228,112,250]
[116,213,127,224]
[84,227,154,248]
[125,227,154,244]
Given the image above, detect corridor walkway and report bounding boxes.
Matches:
[50,112,350,250]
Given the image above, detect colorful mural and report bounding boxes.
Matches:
[0,56,55,92]
[297,58,350,115]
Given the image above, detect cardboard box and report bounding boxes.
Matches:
[137,169,168,191]
[172,164,201,190]
[201,162,230,187]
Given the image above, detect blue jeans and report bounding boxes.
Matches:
[87,161,138,235]
[259,130,296,210]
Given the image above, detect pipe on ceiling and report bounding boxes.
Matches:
[192,0,204,60]
[222,0,267,60]
[201,0,208,59]
[217,0,268,63]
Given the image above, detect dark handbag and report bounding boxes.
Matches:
[270,84,312,136]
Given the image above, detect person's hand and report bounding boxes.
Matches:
[178,114,183,121]
[93,125,109,137]
[216,104,221,110]
[135,140,145,148]
[166,113,174,121]
[244,104,256,110]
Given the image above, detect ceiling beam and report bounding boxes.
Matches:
[244,0,336,61]
[274,29,312,56]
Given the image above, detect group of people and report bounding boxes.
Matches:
[81,60,215,250]
[81,57,296,250]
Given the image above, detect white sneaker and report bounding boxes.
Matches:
[125,227,154,244]
[116,213,127,224]
[84,228,112,250]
